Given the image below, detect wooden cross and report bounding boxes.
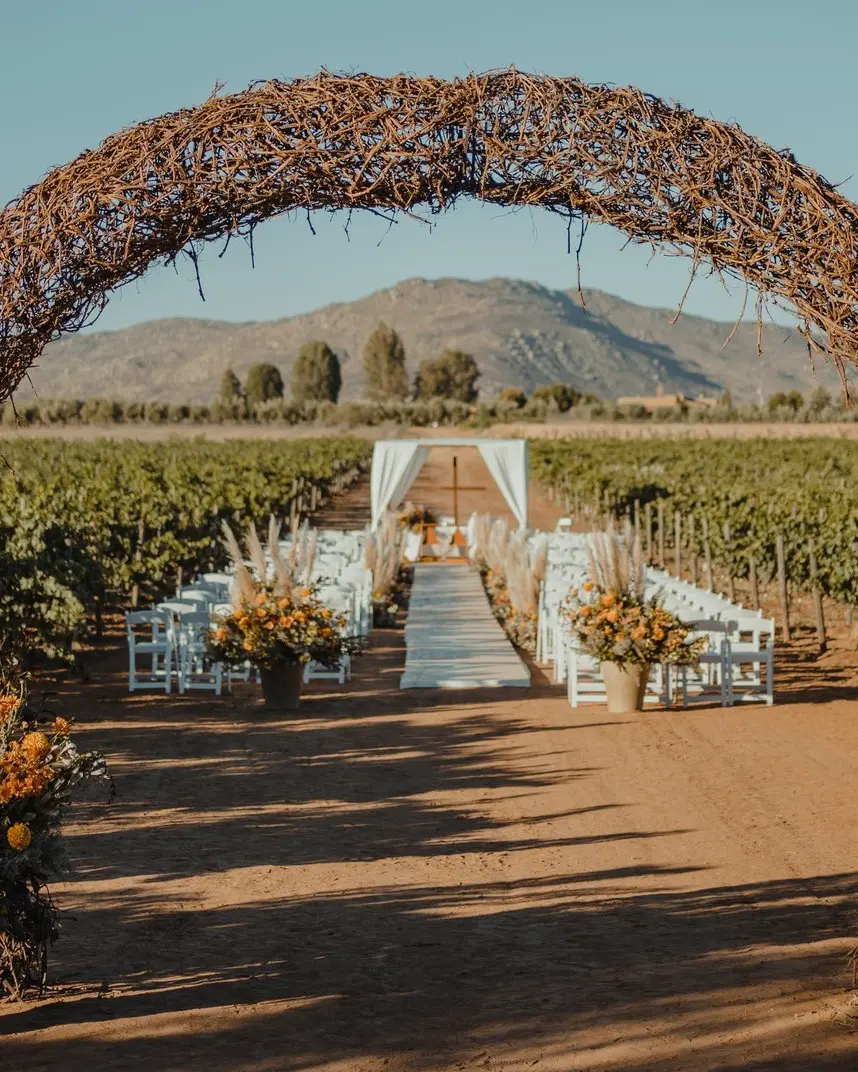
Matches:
[436,455,485,530]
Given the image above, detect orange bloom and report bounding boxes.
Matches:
[0,696,21,723]
[243,642,253,652]
[256,608,268,619]
[579,605,592,618]
[278,597,290,609]
[264,621,275,631]
[53,716,73,736]
[22,732,50,761]
[582,581,594,592]
[255,593,266,606]
[7,823,32,851]
[606,610,619,623]
[601,593,616,606]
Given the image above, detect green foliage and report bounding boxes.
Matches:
[220,367,242,401]
[362,323,408,401]
[414,349,480,402]
[0,693,111,997]
[245,363,284,406]
[291,341,342,403]
[767,390,804,414]
[808,386,832,414]
[532,437,858,603]
[0,438,371,663]
[531,383,580,412]
[496,387,527,409]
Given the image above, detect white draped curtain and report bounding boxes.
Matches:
[370,441,430,529]
[477,441,528,529]
[370,438,528,530]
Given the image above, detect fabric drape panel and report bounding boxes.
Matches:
[370,442,430,528]
[477,441,528,529]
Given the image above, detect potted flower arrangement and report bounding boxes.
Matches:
[211,520,358,712]
[561,533,706,713]
[398,502,435,531]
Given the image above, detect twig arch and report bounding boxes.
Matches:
[1,69,857,402]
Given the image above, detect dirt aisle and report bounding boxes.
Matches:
[3,480,858,1070]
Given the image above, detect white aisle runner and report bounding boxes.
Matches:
[400,564,531,689]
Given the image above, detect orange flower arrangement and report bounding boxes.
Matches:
[562,586,705,667]
[209,584,357,670]
[561,533,706,668]
[1,691,111,997]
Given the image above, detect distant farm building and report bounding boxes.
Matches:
[616,384,719,413]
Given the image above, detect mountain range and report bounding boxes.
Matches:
[20,277,837,403]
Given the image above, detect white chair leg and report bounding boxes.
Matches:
[567,650,579,708]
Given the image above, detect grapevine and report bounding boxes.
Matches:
[0,437,370,661]
[531,438,858,606]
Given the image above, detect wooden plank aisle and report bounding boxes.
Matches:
[400,564,531,689]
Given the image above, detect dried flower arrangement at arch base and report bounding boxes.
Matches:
[2,69,858,403]
[0,688,111,999]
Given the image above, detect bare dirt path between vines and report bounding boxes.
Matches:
[4,456,858,1071]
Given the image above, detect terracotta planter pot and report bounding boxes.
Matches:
[259,662,304,712]
[600,661,651,714]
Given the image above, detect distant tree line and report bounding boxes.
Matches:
[0,311,846,427]
[214,322,483,409]
[5,383,854,430]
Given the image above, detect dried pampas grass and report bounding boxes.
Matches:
[586,530,645,598]
[365,510,402,597]
[221,515,310,607]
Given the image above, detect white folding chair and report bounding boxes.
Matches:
[177,587,219,610]
[303,585,353,684]
[156,601,210,694]
[565,643,667,708]
[679,620,735,708]
[180,616,223,695]
[126,609,176,693]
[724,617,775,705]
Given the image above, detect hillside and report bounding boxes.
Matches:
[20,277,836,402]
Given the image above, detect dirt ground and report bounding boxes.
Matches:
[4,465,858,1071]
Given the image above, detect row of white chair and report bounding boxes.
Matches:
[536,553,775,707]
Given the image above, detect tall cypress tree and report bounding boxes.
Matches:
[362,322,408,401]
[291,341,342,403]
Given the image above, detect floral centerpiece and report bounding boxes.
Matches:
[561,532,706,712]
[1,690,111,998]
[398,502,434,531]
[210,519,358,711]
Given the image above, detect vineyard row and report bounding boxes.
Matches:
[0,437,371,662]
[531,437,858,643]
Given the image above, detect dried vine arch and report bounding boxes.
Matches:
[1,69,857,403]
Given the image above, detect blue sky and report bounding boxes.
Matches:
[1,0,855,331]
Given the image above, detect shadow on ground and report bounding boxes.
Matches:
[3,629,855,1072]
